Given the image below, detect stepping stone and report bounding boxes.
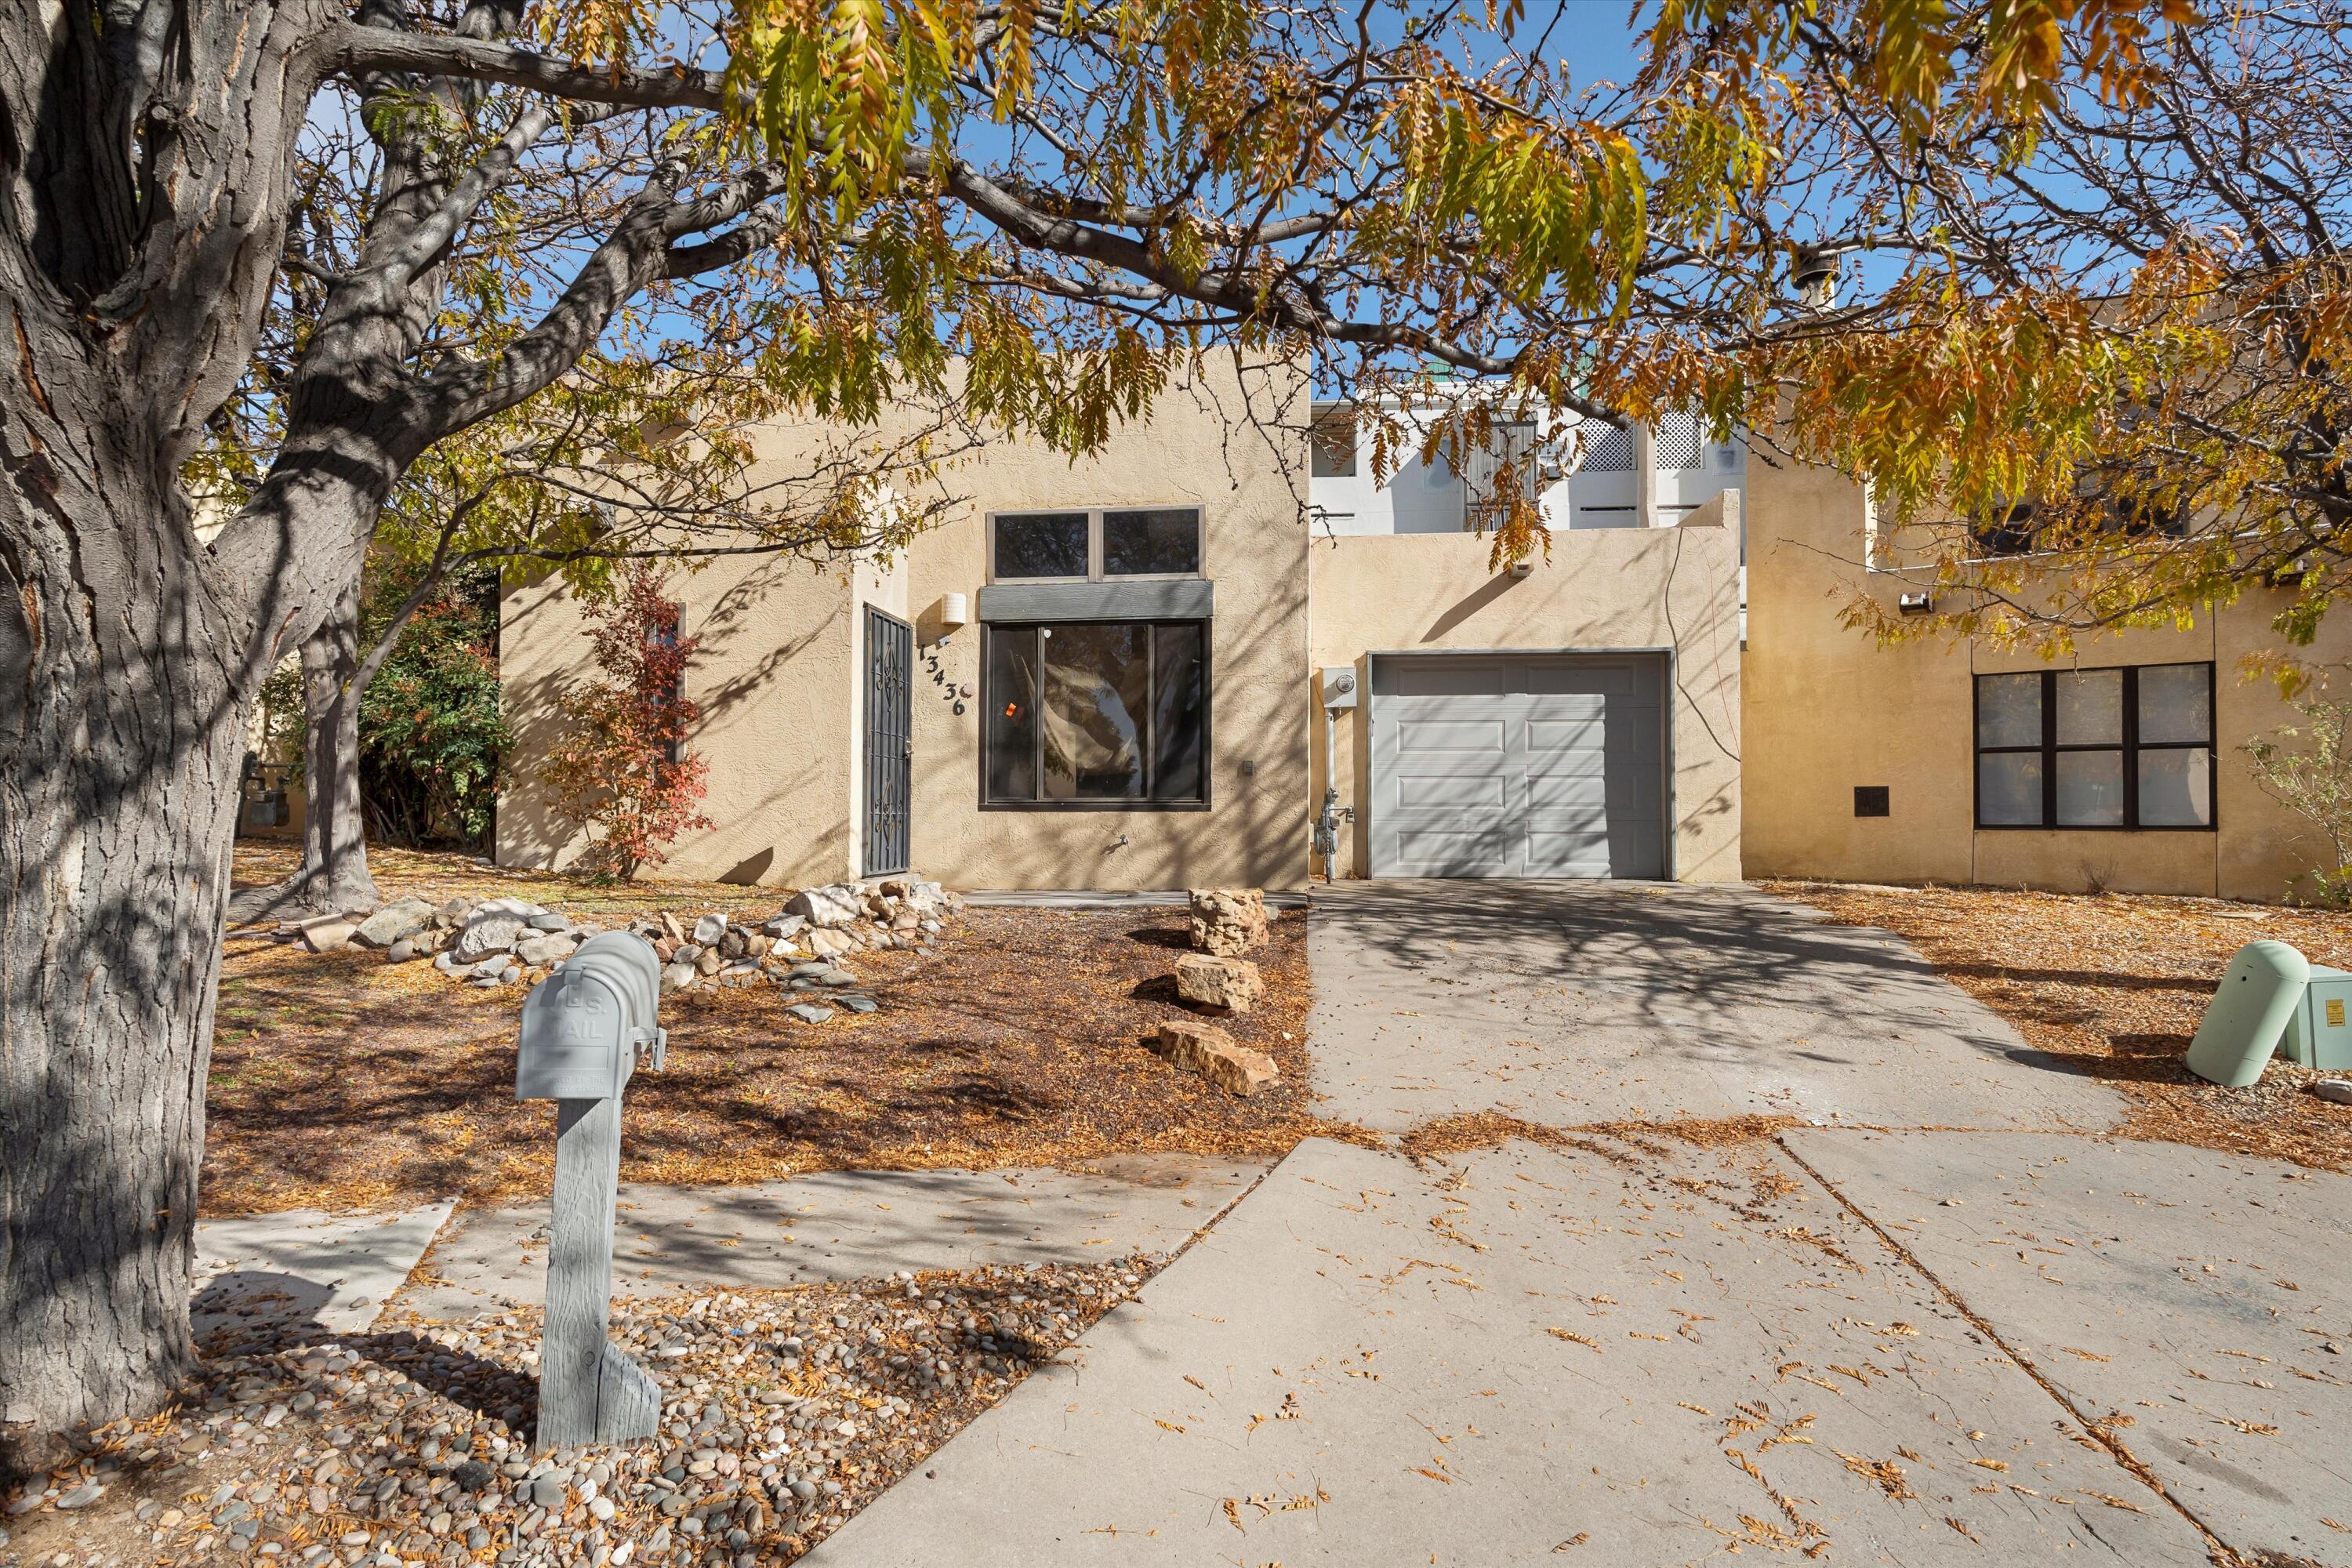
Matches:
[814,967,858,988]
[837,995,877,1014]
[787,1003,834,1025]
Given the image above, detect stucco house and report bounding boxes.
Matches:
[496,362,2352,902]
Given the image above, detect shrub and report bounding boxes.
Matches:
[359,571,509,848]
[540,564,712,878]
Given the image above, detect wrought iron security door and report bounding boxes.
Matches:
[862,607,913,875]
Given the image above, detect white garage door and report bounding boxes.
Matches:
[1368,653,1667,878]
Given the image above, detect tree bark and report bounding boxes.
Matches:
[0,312,253,1483]
[226,586,380,922]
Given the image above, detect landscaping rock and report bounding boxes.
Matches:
[299,918,358,954]
[514,932,579,967]
[1151,1020,1278,1096]
[693,913,728,946]
[452,910,526,962]
[1174,953,1265,1013]
[352,897,435,950]
[695,947,723,976]
[763,913,810,941]
[434,897,475,927]
[786,886,862,929]
[838,995,878,1015]
[662,961,697,994]
[807,927,857,959]
[386,937,422,964]
[1187,887,1268,956]
[2314,1078,2352,1106]
[526,913,571,933]
[787,1003,834,1025]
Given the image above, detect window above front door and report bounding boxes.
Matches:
[988,506,1204,583]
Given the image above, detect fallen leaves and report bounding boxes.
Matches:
[1768,880,2352,1172]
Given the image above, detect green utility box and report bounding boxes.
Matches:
[2284,964,2352,1070]
[2184,939,2310,1087]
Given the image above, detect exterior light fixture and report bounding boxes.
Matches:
[1897,591,1933,615]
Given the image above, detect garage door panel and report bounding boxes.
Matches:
[1523,829,1616,875]
[1390,660,1506,697]
[1513,661,1631,695]
[1396,718,1506,755]
[1371,653,1666,880]
[1393,827,1521,874]
[1396,772,1509,810]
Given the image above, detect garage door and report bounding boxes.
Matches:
[1368,653,1666,878]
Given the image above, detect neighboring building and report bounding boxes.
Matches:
[496,365,2346,901]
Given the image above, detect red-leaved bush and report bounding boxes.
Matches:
[540,564,713,878]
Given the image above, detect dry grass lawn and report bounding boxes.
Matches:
[206,846,1323,1214]
[1766,879,2352,1172]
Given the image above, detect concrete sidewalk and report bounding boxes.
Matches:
[396,1153,1264,1318]
[806,1136,2222,1566]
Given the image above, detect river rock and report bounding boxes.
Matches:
[453,910,526,961]
[352,897,436,949]
[786,886,862,929]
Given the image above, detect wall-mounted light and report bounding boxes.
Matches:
[931,592,968,648]
[1897,591,1933,616]
[1508,561,1534,580]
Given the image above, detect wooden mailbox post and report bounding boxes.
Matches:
[516,932,669,1450]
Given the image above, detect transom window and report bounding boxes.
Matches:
[989,506,1203,582]
[1974,662,2215,829]
[982,622,1207,808]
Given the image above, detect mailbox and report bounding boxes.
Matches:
[2285,964,2352,1070]
[516,932,666,1102]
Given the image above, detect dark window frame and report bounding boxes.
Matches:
[1972,662,2216,831]
[986,506,1207,584]
[978,619,1213,812]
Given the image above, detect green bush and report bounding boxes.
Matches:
[359,571,510,848]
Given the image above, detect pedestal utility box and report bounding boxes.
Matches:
[516,932,666,1102]
[2184,939,2310,1087]
[2285,964,2352,1070]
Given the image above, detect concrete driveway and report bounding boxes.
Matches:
[801,884,2350,1568]
[1307,880,2126,1133]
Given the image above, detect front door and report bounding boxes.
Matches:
[862,607,913,876]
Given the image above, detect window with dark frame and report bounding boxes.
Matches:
[1974,662,2215,829]
[990,506,1203,582]
[982,622,1207,807]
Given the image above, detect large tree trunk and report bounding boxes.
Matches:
[0,341,256,1483]
[226,587,379,923]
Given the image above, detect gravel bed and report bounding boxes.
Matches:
[2,1258,1153,1568]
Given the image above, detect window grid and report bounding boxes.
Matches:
[979,620,1212,811]
[988,506,1205,583]
[1973,663,2216,831]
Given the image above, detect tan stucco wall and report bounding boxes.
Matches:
[1306,501,1745,882]
[499,365,1312,891]
[1741,455,2352,902]
[899,372,1312,891]
[499,550,862,887]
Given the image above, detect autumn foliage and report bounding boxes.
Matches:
[541,564,713,878]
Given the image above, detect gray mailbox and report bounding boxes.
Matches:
[517,933,666,1102]
[515,931,666,1452]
